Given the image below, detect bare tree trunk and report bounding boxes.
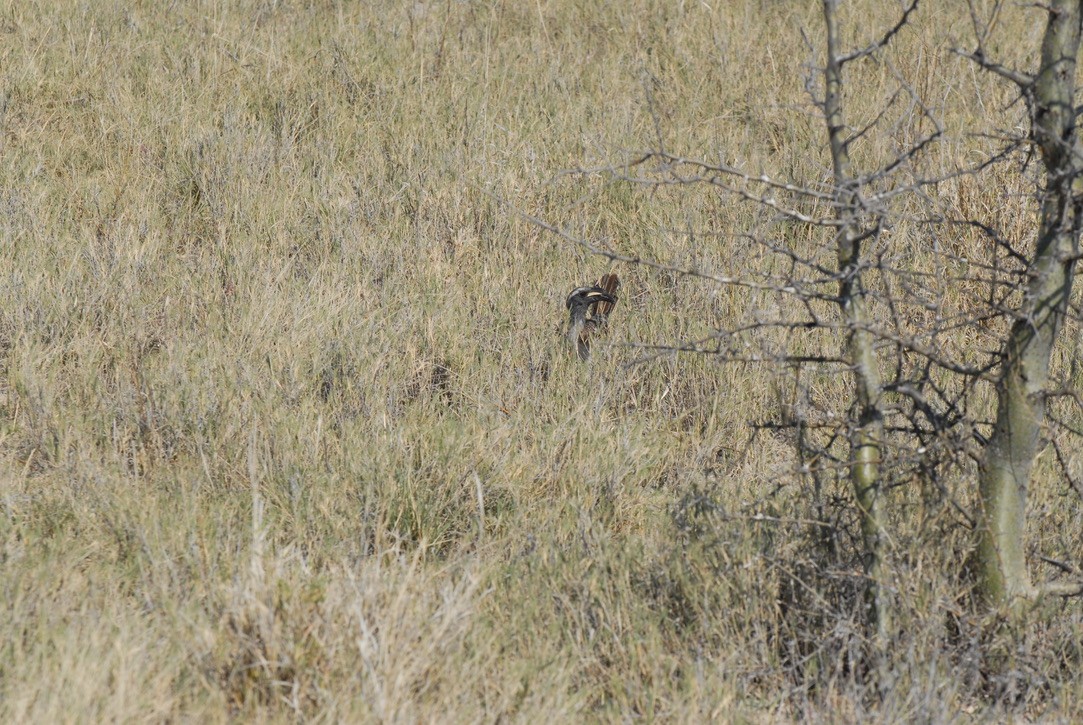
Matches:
[977,0,1083,608]
[822,0,890,639]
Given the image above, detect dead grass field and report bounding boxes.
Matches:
[1,0,1080,721]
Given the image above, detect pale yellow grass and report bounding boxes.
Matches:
[0,0,1079,721]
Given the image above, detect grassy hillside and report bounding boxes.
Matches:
[1,0,1079,720]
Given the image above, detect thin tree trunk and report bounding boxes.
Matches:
[977,0,1083,608]
[822,0,890,639]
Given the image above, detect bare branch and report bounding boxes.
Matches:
[1038,554,1079,575]
[634,153,838,201]
[562,155,843,227]
[954,47,1035,89]
[1038,580,1083,597]
[966,0,1006,49]
[838,0,922,65]
[506,201,830,293]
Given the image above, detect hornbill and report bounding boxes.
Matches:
[566,273,620,361]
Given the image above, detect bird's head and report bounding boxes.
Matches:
[566,285,616,311]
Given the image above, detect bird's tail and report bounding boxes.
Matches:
[594,273,620,320]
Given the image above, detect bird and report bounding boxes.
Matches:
[566,273,620,360]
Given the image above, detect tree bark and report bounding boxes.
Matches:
[977,0,1083,609]
[822,0,891,639]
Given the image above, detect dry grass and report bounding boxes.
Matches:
[0,0,1080,721]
